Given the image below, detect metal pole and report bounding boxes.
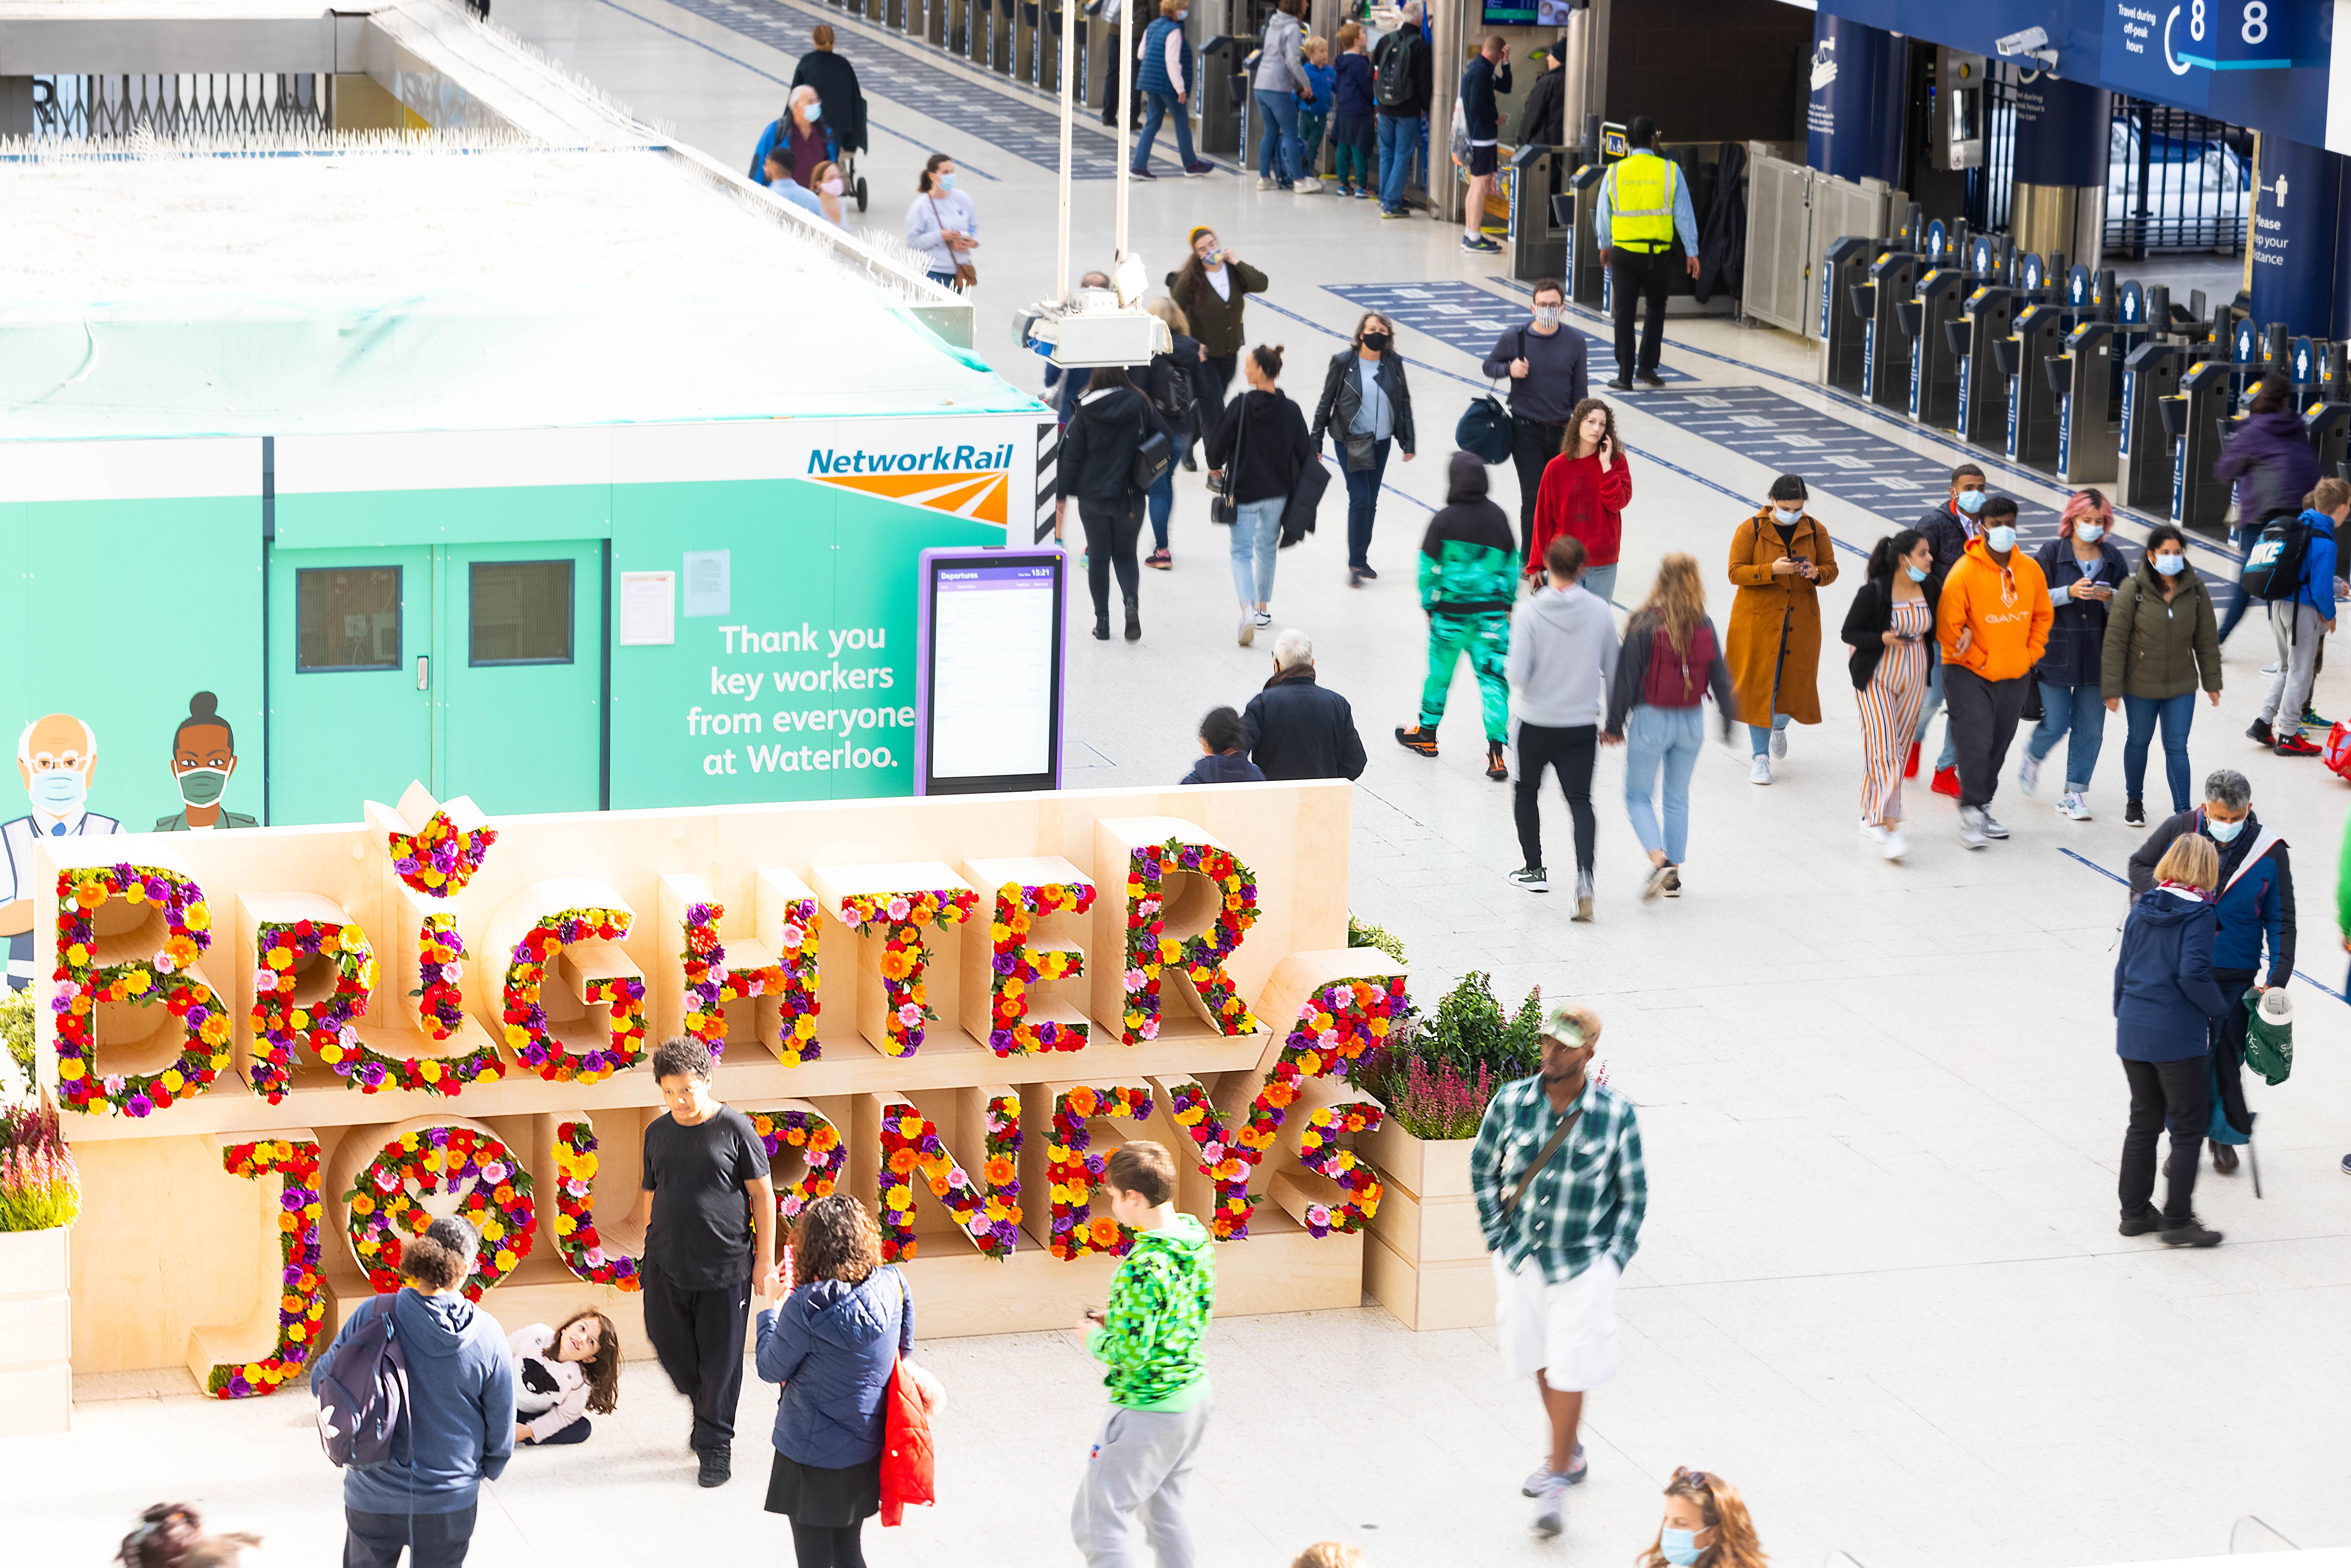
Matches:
[1115,0,1134,263]
[1057,0,1076,299]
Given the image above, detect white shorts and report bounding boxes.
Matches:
[1493,1253,1620,1392]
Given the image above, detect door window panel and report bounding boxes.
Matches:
[469,560,574,666]
[295,566,402,672]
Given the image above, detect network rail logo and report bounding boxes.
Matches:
[805,442,1016,525]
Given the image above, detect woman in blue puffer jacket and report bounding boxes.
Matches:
[2112,833,2230,1250]
[755,1194,913,1568]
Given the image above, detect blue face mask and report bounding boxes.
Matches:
[2077,523,2104,543]
[937,172,958,191]
[1985,525,2016,553]
[1956,489,1986,514]
[1771,507,1802,526]
[2154,553,2186,576]
[1906,564,1929,583]
[1661,1529,1704,1568]
[29,767,86,813]
[803,102,821,121]
[2208,814,2246,843]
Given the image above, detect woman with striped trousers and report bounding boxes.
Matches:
[1840,529,1940,862]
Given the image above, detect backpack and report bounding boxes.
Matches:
[314,1294,411,1470]
[2237,513,2312,602]
[1455,327,1522,464]
[1151,355,1196,427]
[1640,618,1717,708]
[1372,30,1415,109]
[2323,719,2351,782]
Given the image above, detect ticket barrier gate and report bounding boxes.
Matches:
[1556,163,1606,310]
[2119,341,2185,512]
[2164,359,2237,534]
[1819,236,1874,394]
[1509,147,1571,282]
[1954,285,2013,450]
[1904,267,1967,427]
[1861,250,1916,409]
[1199,36,1249,155]
[2308,402,2351,480]
[1999,302,2067,472]
[2054,322,2120,485]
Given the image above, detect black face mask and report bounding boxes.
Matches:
[1362,333,1391,353]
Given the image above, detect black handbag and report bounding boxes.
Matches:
[1132,430,1172,493]
[1208,406,1246,526]
[1456,328,1522,464]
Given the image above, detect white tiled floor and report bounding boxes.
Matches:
[11,5,2349,1564]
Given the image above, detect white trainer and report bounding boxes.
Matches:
[1770,726,1788,760]
[2057,791,2093,821]
[1882,826,1908,861]
[1294,177,1325,193]
[1959,806,1987,849]
[1748,754,1771,785]
[1237,613,1255,647]
[2018,751,2041,795]
[1862,821,1888,845]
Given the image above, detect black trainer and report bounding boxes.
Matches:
[697,1442,733,1487]
[1123,600,1141,642]
[2245,716,2273,746]
[1605,375,1633,392]
[1507,865,1549,893]
[2117,1204,2165,1237]
[2160,1213,2223,1248]
[2124,799,2145,827]
[1636,369,1666,388]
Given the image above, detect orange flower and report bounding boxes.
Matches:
[1066,1086,1098,1117]
[1088,1216,1121,1247]
[888,1148,917,1175]
[984,1156,1015,1185]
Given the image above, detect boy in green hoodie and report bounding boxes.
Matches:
[1070,1140,1217,1568]
[1398,450,1520,780]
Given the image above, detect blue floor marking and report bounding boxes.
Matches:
[1485,273,2245,560]
[650,0,1198,178]
[591,0,996,176]
[2059,848,2347,1003]
[1324,281,1693,384]
[1248,295,1869,558]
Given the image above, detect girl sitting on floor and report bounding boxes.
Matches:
[510,1309,622,1446]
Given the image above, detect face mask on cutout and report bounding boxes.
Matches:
[1361,332,1391,353]
[177,767,229,808]
[2076,522,2105,543]
[1661,1529,1705,1568]
[2154,552,2186,576]
[1985,525,2017,553]
[1533,305,1563,326]
[821,177,844,196]
[2208,815,2247,843]
[1906,564,1930,583]
[1771,507,1802,526]
[1956,488,1986,515]
[30,767,87,813]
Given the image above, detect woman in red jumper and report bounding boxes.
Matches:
[1526,398,1632,606]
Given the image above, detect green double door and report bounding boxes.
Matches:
[268,540,605,825]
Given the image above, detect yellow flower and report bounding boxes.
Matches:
[420,1060,442,1082]
[494,1249,516,1271]
[184,905,211,932]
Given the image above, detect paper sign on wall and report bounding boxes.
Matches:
[619,571,676,645]
[683,550,730,618]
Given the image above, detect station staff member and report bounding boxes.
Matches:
[0,714,121,992]
[1594,115,1698,392]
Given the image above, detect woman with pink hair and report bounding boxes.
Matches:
[2019,489,2128,819]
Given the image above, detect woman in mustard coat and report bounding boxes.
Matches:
[1726,474,1839,785]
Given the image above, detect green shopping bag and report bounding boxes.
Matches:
[2243,988,2293,1087]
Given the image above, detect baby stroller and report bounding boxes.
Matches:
[837,96,871,211]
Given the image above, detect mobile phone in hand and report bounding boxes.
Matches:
[1084,1307,1105,1324]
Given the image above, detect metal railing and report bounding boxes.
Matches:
[1963,76,2247,257]
[28,75,323,140]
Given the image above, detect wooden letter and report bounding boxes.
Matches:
[961,857,1094,1056]
[1093,818,1262,1046]
[810,863,978,1057]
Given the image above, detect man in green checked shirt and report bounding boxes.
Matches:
[1470,1001,1647,1539]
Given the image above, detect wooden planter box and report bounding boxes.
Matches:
[1358,1118,1493,1331]
[0,1226,73,1433]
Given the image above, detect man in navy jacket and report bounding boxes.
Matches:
[2127,766,2292,1172]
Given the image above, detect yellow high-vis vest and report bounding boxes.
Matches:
[1610,151,1678,253]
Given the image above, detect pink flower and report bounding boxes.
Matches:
[1140,1017,1160,1041]
[779,923,806,948]
[896,1002,924,1027]
[885,896,911,921]
[839,905,864,927]
[252,967,278,991]
[966,1213,994,1236]
[947,1166,968,1187]
[780,1194,803,1217]
[478,1161,507,1184]
[1124,967,1147,989]
[583,1246,605,1266]
[1305,1202,1332,1227]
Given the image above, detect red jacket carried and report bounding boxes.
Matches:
[1527,449,1633,572]
[878,1356,944,1526]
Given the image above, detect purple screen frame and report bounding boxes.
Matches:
[911,545,1071,796]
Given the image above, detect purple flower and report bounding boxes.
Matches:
[686,903,713,924]
[428,1127,449,1146]
[991,952,1017,976]
[284,1344,309,1365]
[359,1062,386,1087]
[282,1264,304,1285]
[127,1093,154,1116]
[280,1189,307,1211]
[394,857,420,875]
[1179,847,1201,868]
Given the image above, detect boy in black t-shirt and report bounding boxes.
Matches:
[634,1036,775,1487]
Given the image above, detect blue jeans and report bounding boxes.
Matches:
[1580,564,1618,607]
[2025,679,2106,792]
[2216,519,2262,642]
[1147,433,1190,549]
[2122,691,2196,812]
[1231,495,1283,606]
[1377,112,1416,211]
[1255,88,1303,184]
[1624,703,1703,864]
[1133,88,1196,170]
[1340,438,1390,570]
[1747,712,1790,756]
[1913,659,1958,769]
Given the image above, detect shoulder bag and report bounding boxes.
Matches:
[1456,327,1522,465]
[1498,1106,1583,1219]
[1208,401,1248,526]
[927,196,977,288]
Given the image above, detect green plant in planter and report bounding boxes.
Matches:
[1358,971,1539,1135]
[1346,915,1407,966]
[0,1103,81,1232]
[0,984,33,1078]
[1425,970,1543,1081]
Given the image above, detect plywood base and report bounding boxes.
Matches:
[1365,1178,1487,1266]
[1364,1231,1494,1331]
[0,1226,73,1434]
[1358,1119,1474,1200]
[0,1361,72,1434]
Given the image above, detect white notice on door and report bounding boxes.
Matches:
[619,571,675,646]
[682,550,730,617]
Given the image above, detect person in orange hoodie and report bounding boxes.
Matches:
[1937,495,2053,849]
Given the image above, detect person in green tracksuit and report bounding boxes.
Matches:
[1398,450,1518,781]
[1070,1141,1216,1568]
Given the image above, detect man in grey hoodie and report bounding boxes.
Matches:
[1507,535,1620,919]
[314,1215,515,1567]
